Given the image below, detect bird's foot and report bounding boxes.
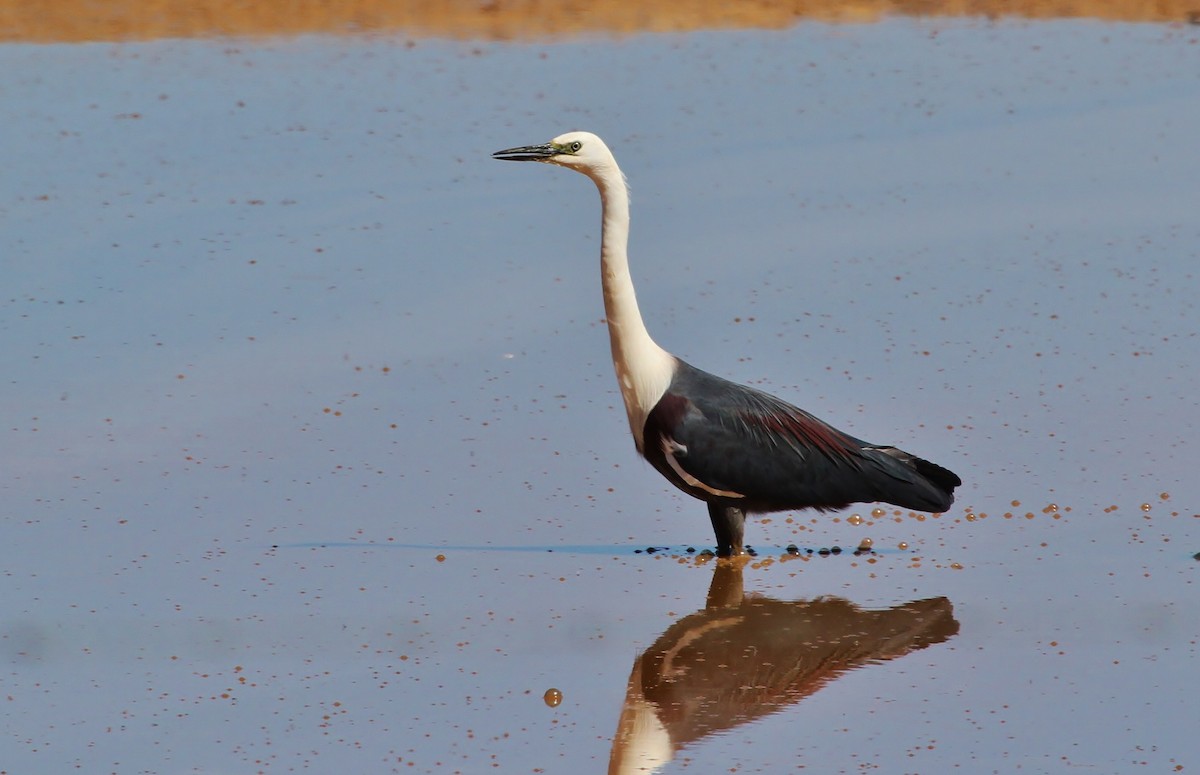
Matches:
[708,503,747,559]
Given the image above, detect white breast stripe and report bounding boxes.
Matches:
[660,437,745,500]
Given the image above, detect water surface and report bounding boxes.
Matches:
[3,15,1198,774]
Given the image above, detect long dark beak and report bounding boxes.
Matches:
[492,143,557,162]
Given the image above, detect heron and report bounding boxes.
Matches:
[493,131,961,556]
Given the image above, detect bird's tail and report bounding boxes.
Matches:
[865,446,961,513]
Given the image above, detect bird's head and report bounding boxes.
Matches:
[492,131,617,179]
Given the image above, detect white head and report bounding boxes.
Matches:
[492,129,672,449]
[493,131,621,184]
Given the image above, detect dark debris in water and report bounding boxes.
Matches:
[631,543,878,559]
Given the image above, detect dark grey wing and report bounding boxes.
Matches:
[653,362,958,513]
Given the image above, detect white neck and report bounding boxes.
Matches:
[586,164,676,453]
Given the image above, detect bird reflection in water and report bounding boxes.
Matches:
[608,560,959,773]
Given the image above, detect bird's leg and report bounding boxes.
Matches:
[707,503,746,557]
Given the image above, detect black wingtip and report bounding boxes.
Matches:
[913,457,962,494]
[909,457,961,512]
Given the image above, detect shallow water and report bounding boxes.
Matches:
[3,15,1198,774]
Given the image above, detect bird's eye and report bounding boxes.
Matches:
[569,141,582,152]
